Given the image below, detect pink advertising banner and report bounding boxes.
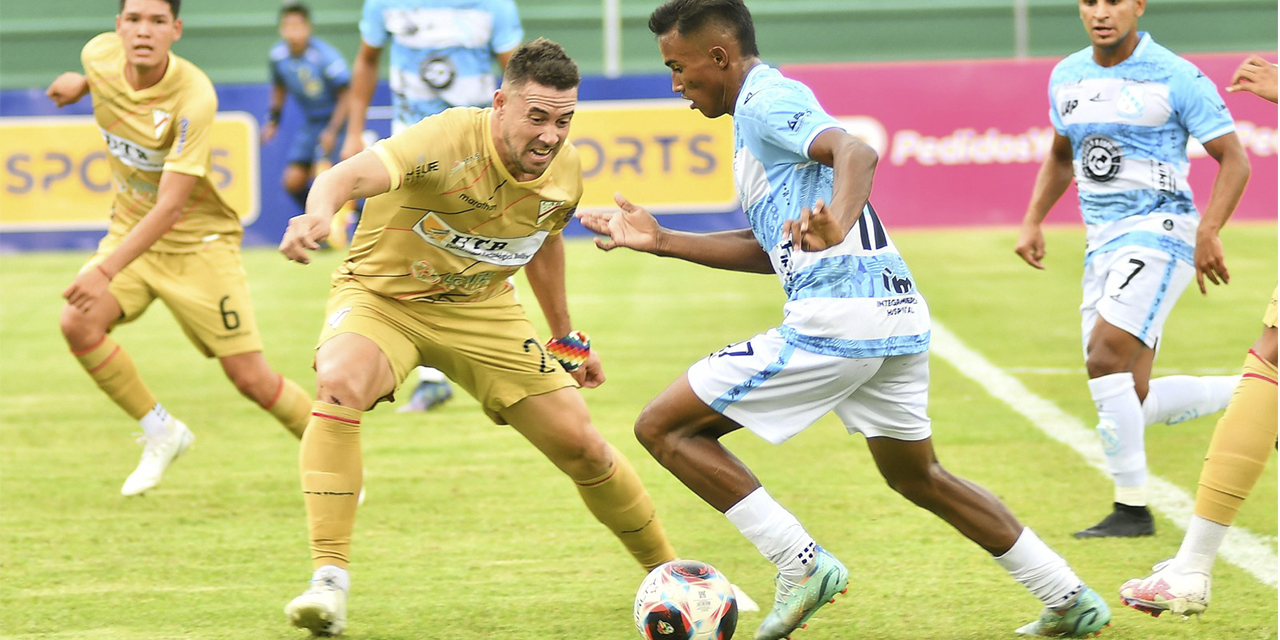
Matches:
[780,53,1278,227]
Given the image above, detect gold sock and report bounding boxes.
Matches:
[300,402,364,570]
[72,336,156,420]
[575,446,676,571]
[1195,351,1278,525]
[265,374,311,439]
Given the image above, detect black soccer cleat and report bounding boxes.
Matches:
[1073,502,1155,538]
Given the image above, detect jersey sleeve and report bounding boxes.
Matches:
[490,0,524,54]
[1171,64,1234,144]
[80,33,119,77]
[1047,81,1067,134]
[359,0,389,49]
[743,84,842,162]
[369,111,456,193]
[162,79,217,177]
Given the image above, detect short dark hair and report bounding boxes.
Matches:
[503,38,580,91]
[119,0,180,17]
[280,2,310,22]
[648,0,759,57]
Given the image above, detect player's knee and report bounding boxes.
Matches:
[313,365,374,410]
[633,408,674,456]
[1085,348,1127,377]
[282,169,309,194]
[58,305,102,349]
[885,462,949,506]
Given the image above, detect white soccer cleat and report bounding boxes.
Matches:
[120,420,194,496]
[731,583,760,612]
[285,577,348,637]
[1120,560,1211,619]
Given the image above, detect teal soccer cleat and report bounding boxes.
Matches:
[1015,587,1111,637]
[754,545,849,640]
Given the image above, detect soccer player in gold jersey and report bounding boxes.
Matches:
[1120,55,1278,619]
[277,39,678,636]
[45,0,312,496]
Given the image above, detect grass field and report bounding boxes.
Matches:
[0,223,1275,640]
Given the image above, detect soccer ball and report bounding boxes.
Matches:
[634,559,738,640]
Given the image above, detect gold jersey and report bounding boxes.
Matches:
[83,32,241,252]
[341,107,582,303]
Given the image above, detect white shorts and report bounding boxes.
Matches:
[687,329,932,445]
[1080,244,1194,352]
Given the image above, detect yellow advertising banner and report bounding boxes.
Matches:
[0,112,259,230]
[570,100,736,213]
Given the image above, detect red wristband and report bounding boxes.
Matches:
[96,265,112,280]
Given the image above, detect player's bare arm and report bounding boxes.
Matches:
[63,171,197,313]
[1192,132,1251,294]
[784,129,877,252]
[46,72,89,107]
[319,86,350,156]
[341,41,382,160]
[578,193,773,273]
[280,149,389,263]
[262,82,287,143]
[1226,55,1278,103]
[1015,132,1074,269]
[525,233,605,388]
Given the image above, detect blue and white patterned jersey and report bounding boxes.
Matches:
[1048,33,1235,262]
[360,0,523,129]
[269,37,351,122]
[734,64,930,359]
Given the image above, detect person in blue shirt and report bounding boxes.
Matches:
[264,4,351,221]
[1015,0,1251,540]
[578,1,1110,638]
[339,0,525,412]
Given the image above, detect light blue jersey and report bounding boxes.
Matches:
[360,0,523,130]
[269,37,350,122]
[1048,33,1234,262]
[733,64,930,359]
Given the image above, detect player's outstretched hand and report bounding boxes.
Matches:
[1194,231,1229,294]
[783,199,845,251]
[576,193,663,253]
[279,213,331,264]
[1014,223,1047,269]
[1226,55,1278,104]
[571,350,606,389]
[62,265,111,314]
[46,72,88,107]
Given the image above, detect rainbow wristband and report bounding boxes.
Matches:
[546,330,590,372]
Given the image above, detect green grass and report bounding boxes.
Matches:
[1,223,1275,639]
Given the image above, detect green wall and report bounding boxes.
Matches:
[1,0,1275,90]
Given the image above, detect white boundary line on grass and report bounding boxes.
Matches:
[929,321,1278,588]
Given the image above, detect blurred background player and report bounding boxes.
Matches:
[277,40,678,637]
[1119,55,1278,619]
[579,1,1110,638]
[1015,0,1251,538]
[263,2,354,248]
[46,0,312,496]
[340,0,525,412]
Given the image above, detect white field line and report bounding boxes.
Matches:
[930,321,1277,588]
[1007,367,1241,376]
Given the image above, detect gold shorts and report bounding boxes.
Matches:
[1265,287,1277,329]
[86,246,262,358]
[318,280,576,423]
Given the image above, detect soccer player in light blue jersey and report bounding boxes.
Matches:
[578,1,1110,638]
[264,3,351,213]
[1015,0,1251,540]
[340,0,524,411]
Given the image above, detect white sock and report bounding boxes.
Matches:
[1173,515,1227,575]
[417,367,447,384]
[1088,372,1147,503]
[724,487,816,582]
[1142,375,1240,426]
[138,404,172,441]
[313,565,350,592]
[994,528,1083,610]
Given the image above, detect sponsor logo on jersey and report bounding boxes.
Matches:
[1080,134,1122,182]
[100,128,168,172]
[537,199,565,224]
[450,152,483,175]
[412,212,548,266]
[410,260,495,292]
[1116,85,1146,119]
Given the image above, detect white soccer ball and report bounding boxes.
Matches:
[634,559,738,640]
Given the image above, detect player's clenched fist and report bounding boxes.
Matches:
[46,72,89,107]
[279,213,331,264]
